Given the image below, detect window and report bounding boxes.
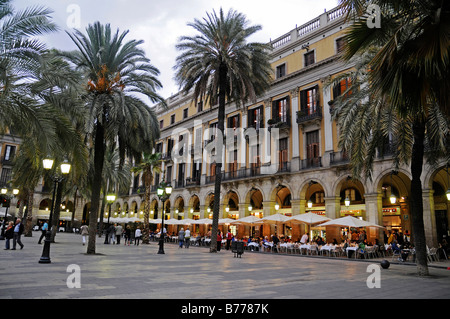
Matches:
[227,114,240,137]
[208,122,218,141]
[155,143,162,153]
[166,166,172,182]
[278,138,288,171]
[300,85,319,115]
[248,106,263,130]
[228,150,238,177]
[335,37,345,53]
[170,114,175,125]
[304,51,315,67]
[276,64,286,78]
[333,78,352,99]
[0,168,12,186]
[272,97,290,123]
[197,101,203,113]
[3,145,15,161]
[306,130,320,159]
[160,120,164,129]
[183,108,188,119]
[250,145,261,176]
[192,161,201,180]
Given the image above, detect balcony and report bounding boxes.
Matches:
[1,156,14,166]
[268,116,290,132]
[185,176,201,187]
[330,151,349,166]
[174,179,185,189]
[277,161,290,173]
[300,157,322,170]
[296,106,322,125]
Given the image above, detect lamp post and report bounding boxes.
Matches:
[156,180,172,254]
[39,157,71,264]
[104,194,116,244]
[0,187,19,240]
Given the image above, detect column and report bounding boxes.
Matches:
[322,84,333,167]
[364,193,383,244]
[290,88,300,171]
[324,196,341,243]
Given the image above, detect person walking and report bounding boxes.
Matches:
[135,227,142,246]
[12,219,24,250]
[178,228,185,248]
[80,224,89,245]
[38,220,48,244]
[226,231,232,250]
[184,228,191,248]
[124,225,131,246]
[108,224,116,244]
[4,221,14,250]
[115,224,123,245]
[217,231,222,252]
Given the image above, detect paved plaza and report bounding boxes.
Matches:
[1,232,449,304]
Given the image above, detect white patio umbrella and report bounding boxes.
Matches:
[320,215,384,228]
[286,212,331,225]
[257,213,290,224]
[149,218,162,224]
[219,218,236,224]
[177,218,196,225]
[231,215,261,225]
[194,218,213,224]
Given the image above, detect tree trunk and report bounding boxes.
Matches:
[410,118,429,276]
[23,191,33,237]
[142,182,151,244]
[210,63,227,253]
[87,121,105,254]
[69,187,78,233]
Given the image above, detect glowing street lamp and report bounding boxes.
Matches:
[156,180,172,254]
[39,158,71,264]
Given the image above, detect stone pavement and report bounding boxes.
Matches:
[1,232,449,304]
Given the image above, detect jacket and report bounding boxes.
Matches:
[5,226,13,239]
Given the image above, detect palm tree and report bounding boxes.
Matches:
[174,8,272,252]
[0,0,58,136]
[131,152,162,244]
[63,22,165,254]
[332,0,450,276]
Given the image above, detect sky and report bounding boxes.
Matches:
[14,0,340,101]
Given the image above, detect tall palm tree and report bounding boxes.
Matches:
[131,152,162,244]
[332,0,450,276]
[174,8,272,252]
[63,22,165,254]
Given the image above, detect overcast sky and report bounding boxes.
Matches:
[14,0,339,100]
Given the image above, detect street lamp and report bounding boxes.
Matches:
[104,194,116,244]
[0,187,19,240]
[39,158,71,264]
[156,180,172,254]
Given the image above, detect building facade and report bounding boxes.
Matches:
[8,7,449,246]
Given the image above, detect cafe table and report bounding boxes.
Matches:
[346,246,358,258]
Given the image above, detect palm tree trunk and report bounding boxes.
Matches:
[210,62,227,253]
[142,183,151,244]
[410,118,428,276]
[87,121,105,254]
